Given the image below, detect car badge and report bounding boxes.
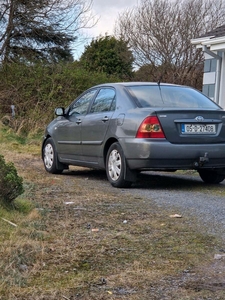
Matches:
[195,116,204,122]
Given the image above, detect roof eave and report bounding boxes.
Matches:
[191,36,214,46]
[191,36,225,51]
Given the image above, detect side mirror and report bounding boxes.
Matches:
[55,107,65,116]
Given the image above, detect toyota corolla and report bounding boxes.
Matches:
[42,82,225,187]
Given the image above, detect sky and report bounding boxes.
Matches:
[89,0,138,37]
[74,0,138,58]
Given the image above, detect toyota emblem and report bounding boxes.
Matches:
[195,116,204,122]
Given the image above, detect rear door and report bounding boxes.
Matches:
[81,88,116,162]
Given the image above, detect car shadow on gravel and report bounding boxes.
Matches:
[60,168,224,191]
[133,171,206,190]
[62,168,107,181]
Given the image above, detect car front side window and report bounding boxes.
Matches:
[90,88,116,113]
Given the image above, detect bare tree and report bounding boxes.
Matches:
[0,0,96,63]
[115,0,225,87]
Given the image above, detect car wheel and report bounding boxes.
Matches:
[106,142,132,188]
[43,138,63,174]
[198,169,225,184]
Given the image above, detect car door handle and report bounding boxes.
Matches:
[102,116,109,122]
[76,118,82,124]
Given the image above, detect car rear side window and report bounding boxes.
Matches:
[126,85,219,109]
[90,88,116,113]
[69,89,97,116]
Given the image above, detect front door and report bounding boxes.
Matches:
[55,89,98,162]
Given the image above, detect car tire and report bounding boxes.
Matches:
[106,142,132,188]
[43,138,63,174]
[198,169,225,184]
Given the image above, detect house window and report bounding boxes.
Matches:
[202,84,215,99]
[204,58,217,72]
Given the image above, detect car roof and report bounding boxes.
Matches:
[93,82,183,88]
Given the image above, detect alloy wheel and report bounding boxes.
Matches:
[108,149,122,181]
[44,143,54,170]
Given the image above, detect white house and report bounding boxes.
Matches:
[191,25,225,109]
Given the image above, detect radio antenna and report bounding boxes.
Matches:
[157,76,162,86]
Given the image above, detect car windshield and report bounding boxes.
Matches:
[126,85,220,109]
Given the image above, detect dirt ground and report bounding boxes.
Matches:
[1,148,225,300]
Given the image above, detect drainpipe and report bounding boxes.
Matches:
[203,46,222,105]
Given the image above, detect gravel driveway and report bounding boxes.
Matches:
[81,169,225,241]
[124,171,225,240]
[27,152,225,241]
[19,153,225,242]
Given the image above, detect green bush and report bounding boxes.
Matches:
[0,155,24,204]
[0,62,121,136]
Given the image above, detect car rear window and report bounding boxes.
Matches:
[126,85,220,109]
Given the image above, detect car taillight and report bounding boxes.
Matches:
[136,116,165,138]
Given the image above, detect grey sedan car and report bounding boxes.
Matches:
[42,82,225,187]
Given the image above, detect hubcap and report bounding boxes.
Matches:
[44,143,54,169]
[108,149,121,181]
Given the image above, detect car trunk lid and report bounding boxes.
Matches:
[156,109,225,144]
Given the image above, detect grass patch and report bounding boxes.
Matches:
[13,198,35,214]
[1,126,225,299]
[0,122,41,156]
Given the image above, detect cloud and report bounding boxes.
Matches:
[74,0,138,58]
[93,0,136,12]
[89,0,138,37]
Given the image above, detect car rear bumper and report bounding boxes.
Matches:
[120,138,225,170]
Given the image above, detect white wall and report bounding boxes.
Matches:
[219,52,225,108]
